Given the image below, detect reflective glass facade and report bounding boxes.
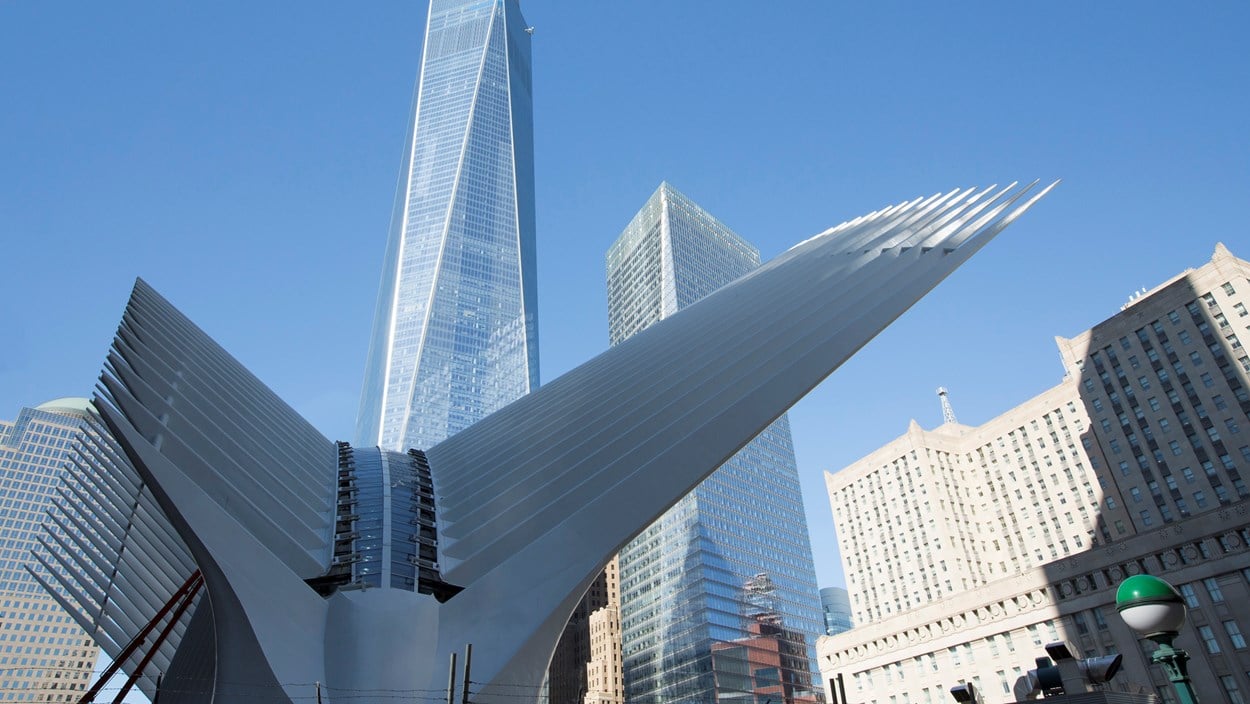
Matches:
[357,0,539,452]
[607,184,824,704]
[341,447,435,592]
[0,401,100,701]
[819,587,852,636]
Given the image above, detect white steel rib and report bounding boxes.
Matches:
[33,182,1055,704]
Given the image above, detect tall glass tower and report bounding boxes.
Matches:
[607,183,825,704]
[357,0,539,452]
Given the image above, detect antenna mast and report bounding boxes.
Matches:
[937,387,958,425]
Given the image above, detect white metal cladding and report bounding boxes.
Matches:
[29,415,198,701]
[34,182,1053,703]
[100,278,338,577]
[428,181,1058,583]
[419,182,1057,703]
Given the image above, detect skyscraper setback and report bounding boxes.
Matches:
[357,0,539,452]
[606,183,825,704]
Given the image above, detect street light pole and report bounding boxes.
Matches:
[1148,633,1197,704]
[1115,574,1200,704]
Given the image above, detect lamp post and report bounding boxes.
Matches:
[1115,575,1199,704]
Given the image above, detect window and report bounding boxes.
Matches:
[1228,419,1241,434]
[1139,376,1152,390]
[1072,612,1090,635]
[1201,372,1215,387]
[1092,607,1108,631]
[1130,487,1143,503]
[1170,440,1183,456]
[1140,510,1153,527]
[1205,577,1225,603]
[1220,675,1246,704]
[1199,625,1221,653]
[1215,394,1229,410]
[1225,621,1247,649]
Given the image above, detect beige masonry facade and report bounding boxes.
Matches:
[820,244,1250,703]
[583,557,625,704]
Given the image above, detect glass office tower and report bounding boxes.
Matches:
[0,400,101,701]
[607,183,825,704]
[357,0,539,452]
[819,587,853,636]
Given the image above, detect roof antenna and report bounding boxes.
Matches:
[937,387,958,425]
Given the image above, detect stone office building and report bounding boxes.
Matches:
[821,244,1250,703]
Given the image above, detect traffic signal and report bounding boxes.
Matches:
[1019,643,1124,697]
[1028,656,1065,696]
[949,682,978,703]
[1078,654,1123,684]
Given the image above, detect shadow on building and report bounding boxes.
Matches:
[818,245,1250,703]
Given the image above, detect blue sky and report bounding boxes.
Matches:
[1,1,1247,594]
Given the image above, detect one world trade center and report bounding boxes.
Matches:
[357,0,538,452]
